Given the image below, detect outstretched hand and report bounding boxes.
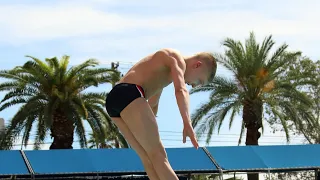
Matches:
[183,122,199,149]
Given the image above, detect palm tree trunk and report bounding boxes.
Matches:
[243,98,263,180]
[50,109,74,149]
[99,143,107,148]
[115,138,120,148]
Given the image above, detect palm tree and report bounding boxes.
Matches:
[87,131,113,149]
[0,55,117,149]
[87,126,129,149]
[190,32,314,180]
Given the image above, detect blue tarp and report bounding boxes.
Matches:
[25,148,145,175]
[206,144,320,172]
[163,147,217,172]
[24,147,218,175]
[253,144,320,170]
[206,146,268,171]
[0,144,319,178]
[0,150,29,176]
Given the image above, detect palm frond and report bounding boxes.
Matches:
[24,55,54,76]
[22,114,36,148]
[33,112,47,150]
[238,121,245,145]
[71,96,88,119]
[67,105,87,148]
[64,59,99,84]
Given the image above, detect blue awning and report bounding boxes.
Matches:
[1,144,319,178]
[24,148,144,175]
[206,146,268,171]
[206,144,320,172]
[167,147,218,172]
[24,147,218,176]
[253,144,320,171]
[0,150,29,176]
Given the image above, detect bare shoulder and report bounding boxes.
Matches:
[152,48,186,69]
[154,48,182,57]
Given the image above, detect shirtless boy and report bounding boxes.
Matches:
[105,48,217,180]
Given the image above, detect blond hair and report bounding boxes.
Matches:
[194,52,217,82]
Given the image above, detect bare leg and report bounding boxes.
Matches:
[120,98,178,180]
[111,117,160,180]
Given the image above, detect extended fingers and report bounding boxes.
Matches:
[191,136,199,149]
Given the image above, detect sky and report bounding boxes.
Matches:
[1,1,319,179]
[0,0,319,152]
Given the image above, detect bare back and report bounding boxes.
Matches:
[118,49,183,99]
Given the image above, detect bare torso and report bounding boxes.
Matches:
[118,49,180,99]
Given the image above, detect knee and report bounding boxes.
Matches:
[141,156,153,168]
[147,143,168,162]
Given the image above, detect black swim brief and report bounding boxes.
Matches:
[105,83,145,117]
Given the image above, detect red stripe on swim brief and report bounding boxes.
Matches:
[136,85,145,97]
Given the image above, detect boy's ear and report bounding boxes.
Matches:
[196,61,202,68]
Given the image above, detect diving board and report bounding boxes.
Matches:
[0,150,30,176]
